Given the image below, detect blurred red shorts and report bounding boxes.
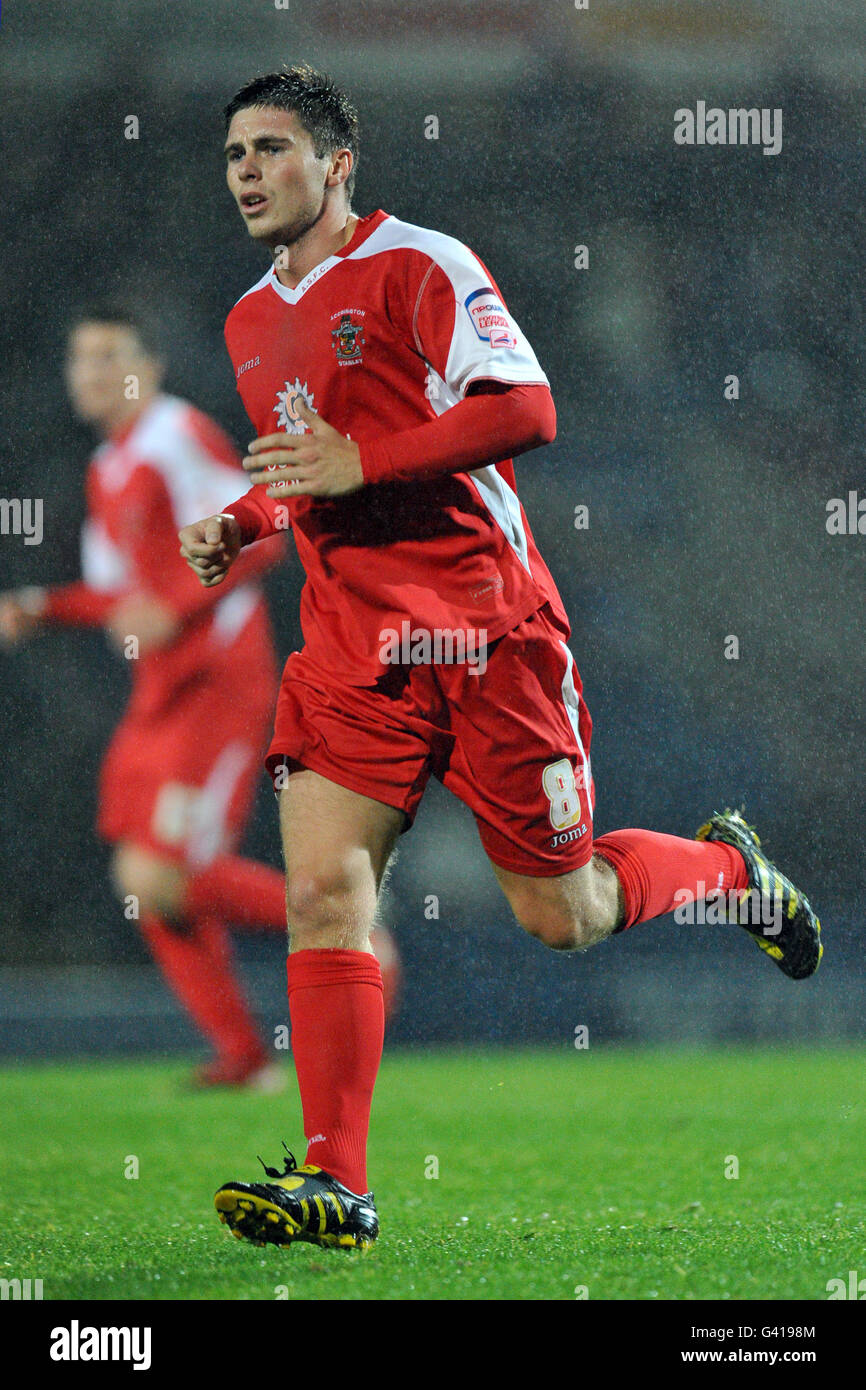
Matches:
[98,669,274,869]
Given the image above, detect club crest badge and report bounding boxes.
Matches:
[272,378,315,433]
[331,310,366,365]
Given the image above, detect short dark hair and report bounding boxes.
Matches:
[67,303,163,359]
[224,62,359,200]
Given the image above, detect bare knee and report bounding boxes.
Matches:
[504,855,621,952]
[514,896,603,952]
[285,866,376,950]
[111,843,187,921]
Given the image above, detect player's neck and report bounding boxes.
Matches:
[270,208,358,290]
[99,392,158,441]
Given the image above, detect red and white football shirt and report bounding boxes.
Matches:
[224,208,569,683]
[42,394,284,862]
[45,393,281,718]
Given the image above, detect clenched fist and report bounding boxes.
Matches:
[178,513,242,587]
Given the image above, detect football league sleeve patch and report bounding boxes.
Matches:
[412,238,550,400]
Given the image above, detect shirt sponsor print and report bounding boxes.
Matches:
[272,378,316,434]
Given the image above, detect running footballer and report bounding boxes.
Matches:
[179,63,823,1251]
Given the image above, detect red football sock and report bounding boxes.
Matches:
[183,855,286,932]
[592,828,749,930]
[139,912,266,1064]
[286,949,384,1195]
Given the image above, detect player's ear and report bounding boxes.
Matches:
[328,148,353,190]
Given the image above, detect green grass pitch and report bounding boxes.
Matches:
[3,1046,864,1301]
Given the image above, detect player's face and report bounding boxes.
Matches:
[224,107,337,247]
[64,323,155,427]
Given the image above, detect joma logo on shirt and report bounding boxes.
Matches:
[236,355,261,379]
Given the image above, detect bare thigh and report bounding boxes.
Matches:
[110,841,188,922]
[279,768,405,952]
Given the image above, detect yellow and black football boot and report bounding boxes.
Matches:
[696,808,823,979]
[214,1144,379,1251]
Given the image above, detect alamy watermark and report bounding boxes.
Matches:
[379,621,488,675]
[49,1322,151,1370]
[674,102,782,157]
[1,1277,43,1300]
[0,497,43,545]
[827,1271,866,1299]
[673,881,781,935]
[826,491,866,534]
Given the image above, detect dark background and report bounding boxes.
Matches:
[0,0,863,1051]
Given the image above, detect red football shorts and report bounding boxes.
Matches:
[98,666,275,869]
[266,604,595,876]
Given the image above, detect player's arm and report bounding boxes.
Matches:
[359,252,557,484]
[356,380,555,485]
[0,466,134,646]
[238,252,555,498]
[0,539,123,645]
[0,476,179,652]
[236,383,554,499]
[0,578,154,653]
[356,254,557,485]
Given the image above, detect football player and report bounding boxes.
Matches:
[179,64,821,1246]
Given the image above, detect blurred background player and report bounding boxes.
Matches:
[0,305,398,1085]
